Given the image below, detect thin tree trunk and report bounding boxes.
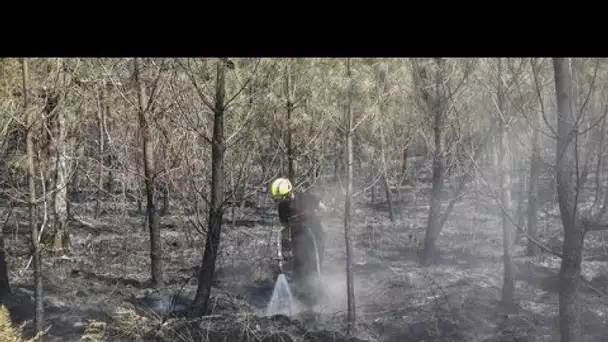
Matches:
[23,58,44,334]
[527,60,543,257]
[159,183,169,216]
[400,147,409,185]
[103,84,115,195]
[496,58,515,309]
[421,59,446,266]
[192,58,226,316]
[0,206,12,298]
[553,57,584,342]
[603,158,608,212]
[285,59,295,182]
[134,58,163,288]
[515,161,527,244]
[371,184,376,204]
[594,116,606,207]
[381,174,394,222]
[344,57,356,328]
[378,64,395,222]
[95,84,105,219]
[135,123,144,216]
[51,91,69,253]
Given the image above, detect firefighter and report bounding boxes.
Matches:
[270,177,326,310]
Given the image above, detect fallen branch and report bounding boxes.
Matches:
[72,216,95,229]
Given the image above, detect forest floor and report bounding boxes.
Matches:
[3,179,608,341]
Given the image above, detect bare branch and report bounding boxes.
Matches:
[178,58,216,112]
[224,59,261,110]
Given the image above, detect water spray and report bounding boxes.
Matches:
[266,227,294,316]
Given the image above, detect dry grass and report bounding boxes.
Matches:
[0,305,49,342]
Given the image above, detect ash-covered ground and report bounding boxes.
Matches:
[3,177,608,341]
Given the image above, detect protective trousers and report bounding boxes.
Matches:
[286,218,325,309]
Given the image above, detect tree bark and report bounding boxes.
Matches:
[103,84,115,195]
[594,116,606,207]
[421,59,446,266]
[553,57,584,342]
[285,59,295,182]
[192,58,227,316]
[134,58,163,288]
[344,57,356,327]
[51,90,69,253]
[400,147,409,185]
[23,58,44,334]
[515,160,527,244]
[95,83,106,218]
[496,58,515,309]
[0,206,12,299]
[526,112,542,256]
[377,64,395,222]
[159,183,169,216]
[37,66,71,254]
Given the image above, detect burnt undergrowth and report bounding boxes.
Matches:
[1,176,608,341]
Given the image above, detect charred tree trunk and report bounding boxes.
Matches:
[553,57,584,342]
[496,58,515,309]
[23,58,44,334]
[377,64,395,223]
[192,58,227,316]
[309,106,320,185]
[159,183,169,216]
[527,60,543,257]
[381,174,394,222]
[40,81,70,255]
[134,58,163,287]
[603,160,608,213]
[51,91,70,253]
[400,147,409,185]
[135,122,144,216]
[344,57,356,328]
[371,183,376,204]
[285,59,295,182]
[515,161,527,244]
[0,206,11,299]
[527,132,541,256]
[421,59,446,266]
[95,84,105,219]
[104,84,116,195]
[571,59,591,193]
[594,116,606,207]
[106,155,115,194]
[69,150,81,203]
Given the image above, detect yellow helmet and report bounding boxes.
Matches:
[270,178,293,200]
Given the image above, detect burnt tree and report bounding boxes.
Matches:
[0,206,11,299]
[343,57,356,328]
[495,58,515,309]
[134,58,164,287]
[285,59,295,182]
[527,58,545,256]
[376,63,395,222]
[23,58,44,334]
[553,57,584,342]
[420,58,447,265]
[191,58,227,315]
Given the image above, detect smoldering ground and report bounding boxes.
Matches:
[2,172,608,341]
